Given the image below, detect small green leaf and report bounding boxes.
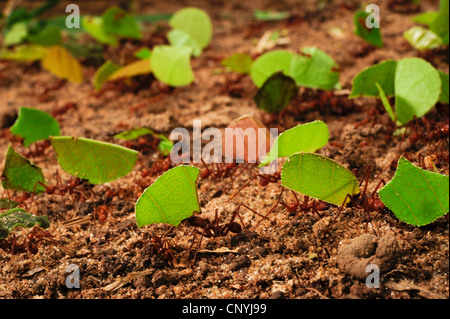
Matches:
[27,25,62,46]
[403,26,443,51]
[114,127,154,140]
[82,16,118,46]
[151,45,194,87]
[0,208,50,240]
[108,58,152,81]
[254,10,290,21]
[354,10,383,47]
[379,156,449,226]
[135,165,200,227]
[289,47,340,90]
[0,45,47,62]
[254,72,298,113]
[438,71,449,103]
[10,107,60,147]
[4,22,28,46]
[221,53,253,74]
[260,121,329,167]
[93,60,121,90]
[134,48,152,59]
[350,59,397,98]
[281,153,359,206]
[395,57,441,125]
[1,145,46,193]
[167,29,203,57]
[250,50,295,88]
[102,6,142,40]
[169,7,212,49]
[50,137,138,185]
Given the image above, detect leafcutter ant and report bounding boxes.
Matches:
[0,226,54,255]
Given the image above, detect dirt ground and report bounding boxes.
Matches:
[0,0,448,300]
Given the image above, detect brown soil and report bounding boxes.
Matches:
[0,0,448,300]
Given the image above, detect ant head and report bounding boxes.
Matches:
[259,176,269,187]
[287,202,298,213]
[229,222,242,234]
[199,168,210,179]
[188,216,207,228]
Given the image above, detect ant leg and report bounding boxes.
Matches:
[230,171,258,199]
[327,194,354,231]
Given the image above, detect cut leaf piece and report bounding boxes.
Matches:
[151,45,194,87]
[114,127,154,140]
[438,71,449,103]
[0,199,19,210]
[354,10,383,47]
[135,165,200,227]
[41,45,83,83]
[221,53,253,74]
[403,26,443,51]
[250,50,295,88]
[289,47,341,90]
[82,16,118,46]
[394,57,441,125]
[50,137,138,184]
[0,45,47,61]
[0,208,50,240]
[93,60,121,90]
[10,107,60,147]
[260,121,329,167]
[169,7,212,49]
[281,153,359,206]
[375,83,395,122]
[102,6,142,39]
[350,59,397,98]
[1,145,46,193]
[254,72,298,113]
[379,156,449,226]
[167,29,202,57]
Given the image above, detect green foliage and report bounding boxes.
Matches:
[169,7,213,51]
[0,208,50,240]
[281,153,359,206]
[50,137,138,185]
[81,16,118,46]
[353,10,383,47]
[254,72,298,113]
[10,107,60,147]
[379,157,449,226]
[114,127,173,156]
[0,199,19,210]
[1,145,46,194]
[151,45,194,86]
[438,71,449,103]
[260,121,329,167]
[403,26,444,51]
[350,58,442,125]
[250,48,340,90]
[102,6,142,40]
[221,53,253,74]
[135,165,201,227]
[0,45,47,61]
[254,10,290,21]
[93,60,121,90]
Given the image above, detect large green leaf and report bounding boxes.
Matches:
[10,107,60,147]
[151,45,194,87]
[289,47,340,90]
[395,57,441,124]
[0,208,50,240]
[1,145,46,193]
[169,7,212,49]
[281,153,359,206]
[250,50,295,88]
[379,156,449,226]
[254,72,298,113]
[135,165,200,227]
[260,121,329,167]
[50,137,138,184]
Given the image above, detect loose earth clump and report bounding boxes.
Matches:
[0,0,448,299]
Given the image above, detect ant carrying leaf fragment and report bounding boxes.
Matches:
[0,207,49,241]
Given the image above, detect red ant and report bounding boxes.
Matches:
[230,167,281,199]
[148,157,175,176]
[148,235,177,264]
[199,159,240,180]
[93,205,110,223]
[24,140,52,158]
[123,135,159,155]
[0,226,54,255]
[184,204,265,261]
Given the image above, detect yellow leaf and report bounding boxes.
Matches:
[108,58,152,81]
[41,46,83,84]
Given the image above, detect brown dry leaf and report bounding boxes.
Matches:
[199,247,240,254]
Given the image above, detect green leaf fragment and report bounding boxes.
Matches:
[0,208,49,240]
[260,121,329,167]
[403,26,443,51]
[254,10,290,21]
[350,59,397,98]
[250,50,295,88]
[254,72,298,113]
[169,7,212,49]
[167,29,203,57]
[50,136,138,184]
[10,107,60,147]
[93,60,121,90]
[438,71,449,103]
[135,165,201,227]
[1,145,46,193]
[151,45,194,87]
[354,10,383,47]
[81,16,118,46]
[375,83,396,122]
[379,156,449,226]
[281,153,359,206]
[114,127,154,140]
[0,199,19,210]
[102,6,142,40]
[221,53,253,74]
